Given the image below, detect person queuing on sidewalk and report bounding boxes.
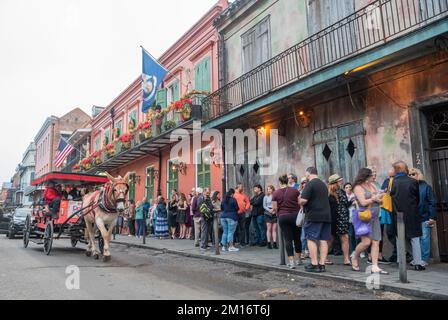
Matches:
[142,197,151,236]
[154,196,169,239]
[344,183,358,256]
[135,201,144,238]
[168,193,179,239]
[382,167,400,263]
[149,199,157,236]
[234,183,251,247]
[220,189,239,252]
[299,178,309,259]
[250,185,267,247]
[211,191,222,247]
[327,174,351,266]
[272,174,302,269]
[351,168,388,274]
[263,185,278,249]
[409,168,436,266]
[365,166,390,265]
[185,193,193,240]
[128,200,136,237]
[390,161,425,271]
[200,188,214,252]
[177,193,188,239]
[191,188,204,247]
[299,167,332,273]
[288,173,300,190]
[188,188,196,240]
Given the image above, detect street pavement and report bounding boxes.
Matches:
[111,235,448,299]
[0,236,415,300]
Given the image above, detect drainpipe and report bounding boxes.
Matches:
[50,122,55,172]
[157,149,162,196]
[221,130,227,194]
[218,31,226,88]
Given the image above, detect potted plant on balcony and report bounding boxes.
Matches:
[175,97,193,121]
[80,157,92,171]
[105,143,115,158]
[137,121,152,141]
[163,119,177,131]
[118,133,133,150]
[91,151,103,165]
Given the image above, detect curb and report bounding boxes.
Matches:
[112,240,448,300]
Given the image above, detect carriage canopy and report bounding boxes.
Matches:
[31,172,109,187]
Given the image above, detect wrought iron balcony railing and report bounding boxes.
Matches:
[202,0,448,122]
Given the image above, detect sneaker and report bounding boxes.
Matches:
[304,264,320,273]
[287,262,296,269]
[228,246,239,252]
[273,242,278,249]
[222,246,228,252]
[295,258,303,266]
[318,264,326,273]
[360,252,366,259]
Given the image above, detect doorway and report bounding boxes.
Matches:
[426,107,448,262]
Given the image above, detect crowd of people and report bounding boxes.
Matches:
[117,160,436,274]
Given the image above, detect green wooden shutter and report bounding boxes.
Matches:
[201,56,211,92]
[146,167,154,201]
[129,173,136,201]
[196,150,211,189]
[195,57,211,92]
[172,80,180,102]
[156,89,167,108]
[167,161,178,197]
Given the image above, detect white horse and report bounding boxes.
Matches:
[83,172,129,262]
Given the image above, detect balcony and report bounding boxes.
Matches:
[202,0,448,123]
[76,93,207,174]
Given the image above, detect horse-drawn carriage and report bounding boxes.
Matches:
[23,172,109,255]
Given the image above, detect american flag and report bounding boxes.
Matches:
[54,137,74,168]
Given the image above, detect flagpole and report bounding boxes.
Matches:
[140,45,190,92]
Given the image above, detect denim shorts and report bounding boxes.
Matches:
[304,221,332,241]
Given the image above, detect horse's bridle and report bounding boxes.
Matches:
[109,182,129,205]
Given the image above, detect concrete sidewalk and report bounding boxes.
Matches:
[111,235,448,299]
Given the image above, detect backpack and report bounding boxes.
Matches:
[200,200,213,221]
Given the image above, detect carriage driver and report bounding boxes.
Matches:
[43,182,62,218]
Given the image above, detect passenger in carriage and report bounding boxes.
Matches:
[43,183,62,218]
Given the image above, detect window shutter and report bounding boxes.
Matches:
[156,88,167,108]
[201,57,211,92]
[242,30,256,73]
[129,173,136,201]
[195,61,203,91]
[146,167,154,201]
[172,80,180,102]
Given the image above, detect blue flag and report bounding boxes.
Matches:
[141,48,167,113]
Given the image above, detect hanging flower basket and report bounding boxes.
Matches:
[119,133,133,150]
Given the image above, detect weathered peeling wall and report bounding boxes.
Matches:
[230,52,448,194]
[222,0,308,83]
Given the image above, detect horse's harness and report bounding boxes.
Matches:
[85,182,129,217]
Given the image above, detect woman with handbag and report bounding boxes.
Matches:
[263,185,278,249]
[272,174,302,269]
[327,174,351,266]
[351,168,388,274]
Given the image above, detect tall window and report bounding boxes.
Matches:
[128,109,137,129]
[115,119,123,138]
[156,89,167,108]
[104,127,110,145]
[194,56,211,92]
[146,166,155,201]
[168,80,180,105]
[196,149,211,189]
[94,135,101,151]
[167,159,179,197]
[241,16,271,73]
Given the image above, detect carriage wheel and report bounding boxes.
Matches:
[43,221,54,255]
[98,235,104,255]
[70,237,78,248]
[23,215,31,248]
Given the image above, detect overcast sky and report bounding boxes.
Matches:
[0,0,223,183]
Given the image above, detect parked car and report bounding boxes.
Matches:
[0,207,33,239]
